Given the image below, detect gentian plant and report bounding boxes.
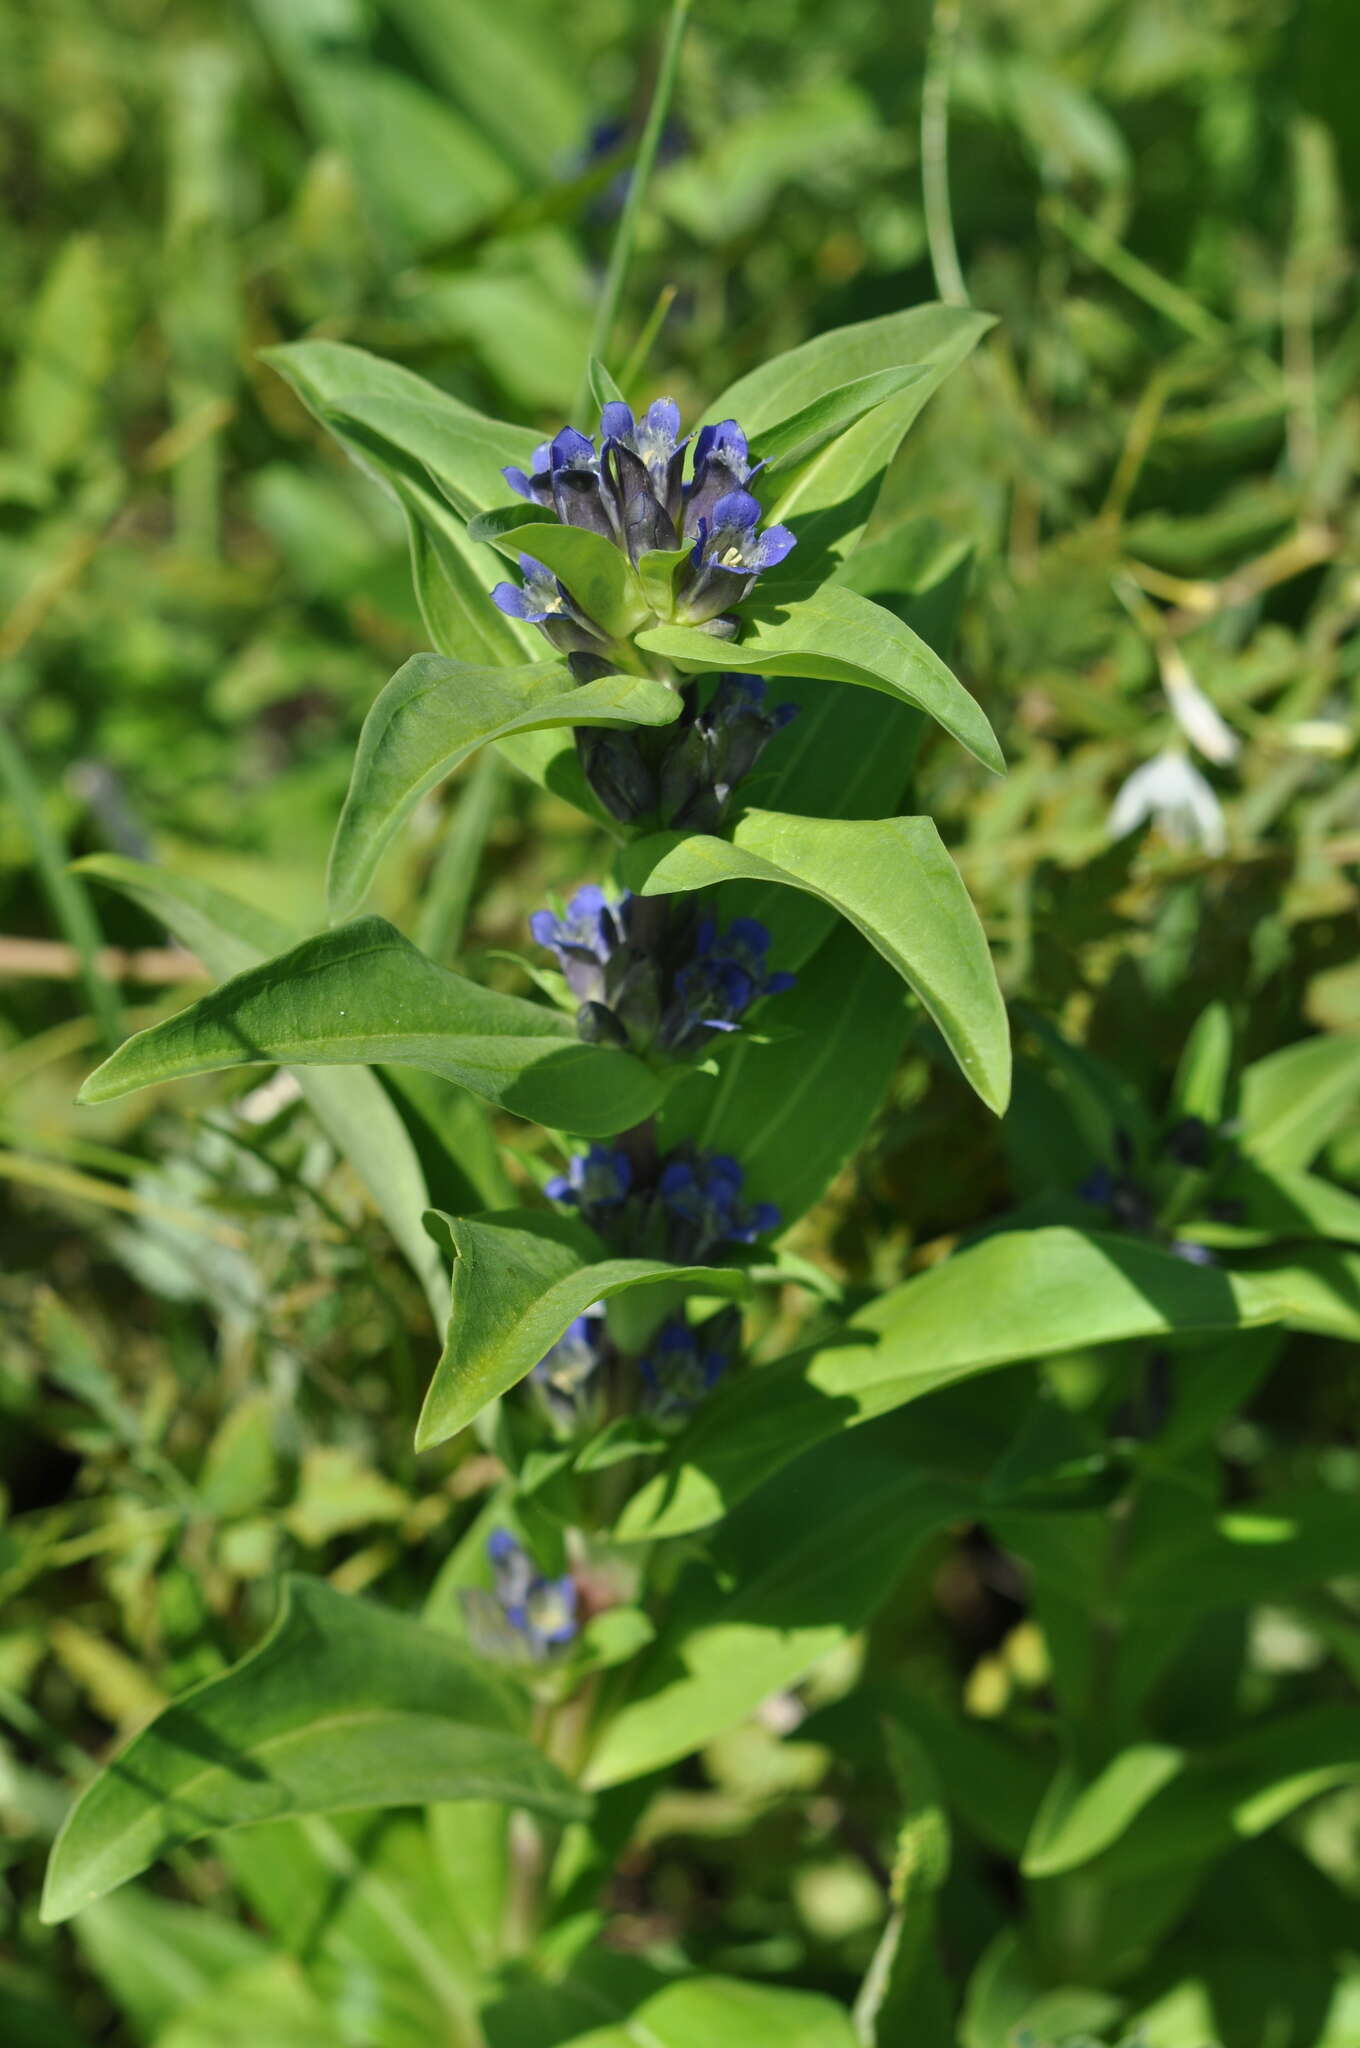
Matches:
[45,298,1358,2047]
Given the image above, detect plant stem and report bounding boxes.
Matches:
[576,0,692,418]
[922,0,968,307]
[0,716,121,1050]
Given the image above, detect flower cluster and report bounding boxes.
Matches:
[497,406,795,617]
[530,884,794,1060]
[638,1308,741,1421]
[575,670,798,831]
[1077,1121,1219,1265]
[461,1529,579,1664]
[547,1143,779,1264]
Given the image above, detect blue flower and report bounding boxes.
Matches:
[600,398,687,557]
[547,1141,779,1263]
[530,887,794,1059]
[529,885,624,1007]
[492,403,794,636]
[532,1309,607,1430]
[638,1313,736,1420]
[462,1529,579,1664]
[661,914,795,1055]
[545,1143,633,1211]
[655,673,800,832]
[684,419,760,539]
[490,554,611,658]
[678,489,797,627]
[657,1150,780,1257]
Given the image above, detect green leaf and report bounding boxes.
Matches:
[622,809,1011,1115]
[262,342,541,671]
[754,365,929,470]
[41,1575,586,1922]
[638,582,1004,776]
[150,1957,342,2048]
[705,304,994,437]
[11,233,118,471]
[1040,1704,1360,1884]
[415,1210,751,1449]
[587,1436,969,1787]
[960,1931,1123,2048]
[1238,1034,1360,1170]
[1247,1246,1360,1337]
[78,916,664,1138]
[465,507,651,638]
[485,1963,861,2048]
[658,922,912,1226]
[616,1228,1284,1541]
[262,51,516,260]
[587,354,627,410]
[223,1812,485,2048]
[703,305,994,568]
[73,1888,268,2040]
[1022,1746,1185,1877]
[1124,1489,1360,1613]
[1170,1001,1234,1125]
[1187,1160,1360,1248]
[380,0,586,179]
[326,390,537,524]
[74,857,449,1318]
[327,656,678,920]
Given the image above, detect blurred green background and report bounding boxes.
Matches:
[2,0,1358,2040]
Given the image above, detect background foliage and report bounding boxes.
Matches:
[3,0,1359,2042]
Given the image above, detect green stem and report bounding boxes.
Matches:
[0,714,121,1050]
[576,0,692,417]
[922,0,968,307]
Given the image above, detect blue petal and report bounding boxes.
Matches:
[491,582,541,619]
[755,523,798,567]
[545,1175,575,1204]
[600,401,634,444]
[727,917,771,951]
[503,466,534,499]
[551,426,594,467]
[750,1202,781,1234]
[529,909,560,948]
[712,488,761,532]
[645,396,681,441]
[487,1527,518,1564]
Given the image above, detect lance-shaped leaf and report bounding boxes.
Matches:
[416,1209,751,1449]
[263,342,544,676]
[622,809,1011,1116]
[1238,1033,1360,1171]
[588,1436,970,1788]
[466,506,651,640]
[616,1228,1286,1542]
[41,1576,586,1924]
[704,305,994,569]
[638,582,1003,776]
[73,858,450,1318]
[262,341,538,519]
[1021,1704,1360,1885]
[705,303,994,438]
[78,917,664,1137]
[327,656,678,920]
[489,1965,861,2048]
[752,366,929,472]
